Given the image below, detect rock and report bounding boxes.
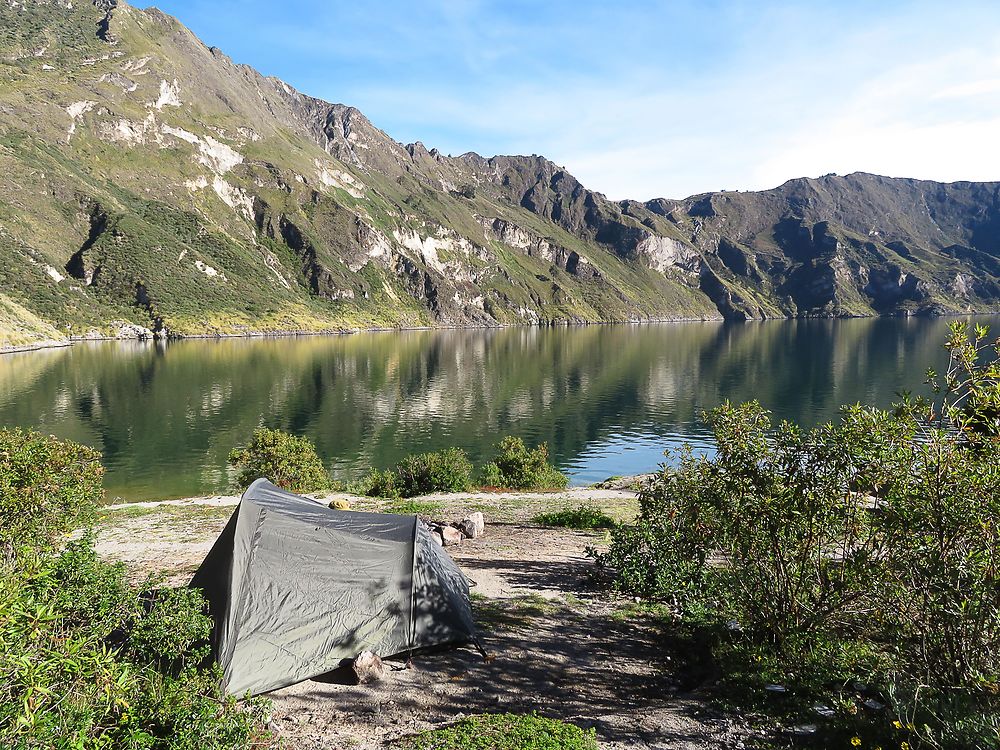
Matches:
[328,498,351,510]
[116,323,153,340]
[463,511,485,537]
[458,519,477,539]
[351,650,384,684]
[439,526,463,546]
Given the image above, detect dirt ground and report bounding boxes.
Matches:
[95,490,750,750]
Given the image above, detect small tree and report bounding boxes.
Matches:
[0,428,104,559]
[480,436,568,490]
[228,427,332,493]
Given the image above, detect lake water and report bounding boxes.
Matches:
[0,316,989,502]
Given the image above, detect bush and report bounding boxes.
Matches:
[357,448,473,499]
[394,447,473,497]
[0,429,277,749]
[397,712,598,750]
[480,437,568,490]
[228,427,332,493]
[355,467,400,498]
[533,505,616,529]
[596,325,1000,749]
[0,428,104,557]
[0,536,276,749]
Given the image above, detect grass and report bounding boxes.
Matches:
[95,503,236,526]
[396,713,598,750]
[533,505,616,529]
[471,593,561,632]
[383,499,444,517]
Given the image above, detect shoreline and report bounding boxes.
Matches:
[2,309,989,357]
[100,480,651,512]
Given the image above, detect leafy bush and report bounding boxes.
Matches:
[357,448,473,498]
[0,428,104,556]
[393,447,473,496]
[355,467,399,498]
[397,712,598,750]
[480,437,568,490]
[533,505,616,529]
[228,427,332,493]
[0,429,276,749]
[596,323,1000,749]
[0,536,276,749]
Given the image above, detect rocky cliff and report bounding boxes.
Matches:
[1,0,998,347]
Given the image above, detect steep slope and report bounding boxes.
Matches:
[0,1,998,350]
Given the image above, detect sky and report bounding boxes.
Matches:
[141,0,1000,201]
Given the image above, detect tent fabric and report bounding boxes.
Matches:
[189,478,477,696]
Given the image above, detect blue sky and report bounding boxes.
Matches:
[142,0,1000,200]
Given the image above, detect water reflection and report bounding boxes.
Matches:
[0,317,982,501]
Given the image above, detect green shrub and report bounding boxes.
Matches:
[533,505,615,529]
[384,499,444,517]
[355,467,400,498]
[480,436,568,490]
[596,326,1000,749]
[357,448,473,499]
[394,447,473,496]
[228,427,332,493]
[0,537,276,749]
[0,428,104,556]
[0,429,276,749]
[397,712,598,750]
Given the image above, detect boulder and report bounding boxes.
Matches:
[463,511,485,537]
[439,526,463,546]
[328,498,351,511]
[351,650,384,684]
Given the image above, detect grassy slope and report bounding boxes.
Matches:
[0,1,717,348]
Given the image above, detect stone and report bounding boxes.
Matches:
[351,650,384,684]
[458,519,477,539]
[439,526,463,546]
[463,511,485,537]
[328,498,351,510]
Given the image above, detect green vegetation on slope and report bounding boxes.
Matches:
[3,1,998,348]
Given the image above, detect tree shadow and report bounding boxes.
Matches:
[274,555,728,747]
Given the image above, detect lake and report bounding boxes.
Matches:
[0,316,987,502]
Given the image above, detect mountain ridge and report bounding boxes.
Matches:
[1,0,998,349]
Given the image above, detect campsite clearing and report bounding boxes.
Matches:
[95,489,750,750]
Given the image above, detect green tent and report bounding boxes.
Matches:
[190,478,477,696]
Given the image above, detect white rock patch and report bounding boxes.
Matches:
[194,260,225,280]
[46,265,64,283]
[184,176,209,191]
[154,79,181,109]
[211,178,254,221]
[161,125,243,175]
[123,56,151,74]
[315,160,364,198]
[237,126,261,142]
[65,100,95,139]
[392,228,476,275]
[99,71,138,92]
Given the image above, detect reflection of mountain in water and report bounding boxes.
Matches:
[0,318,979,501]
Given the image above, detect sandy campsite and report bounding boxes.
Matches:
[95,486,751,750]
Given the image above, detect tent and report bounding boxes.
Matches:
[189,478,478,696]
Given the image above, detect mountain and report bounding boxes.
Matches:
[1,0,999,349]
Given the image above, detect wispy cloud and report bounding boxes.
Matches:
[148,0,1000,200]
